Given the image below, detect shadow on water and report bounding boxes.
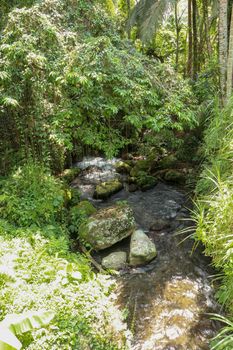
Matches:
[72,157,221,350]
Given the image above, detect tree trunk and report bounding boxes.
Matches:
[187,0,193,77]
[127,0,131,39]
[202,0,212,57]
[175,1,180,70]
[227,5,233,100]
[219,0,228,103]
[192,0,198,80]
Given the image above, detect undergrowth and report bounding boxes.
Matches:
[194,99,233,349]
[0,163,130,349]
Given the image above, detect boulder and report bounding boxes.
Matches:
[164,170,185,184]
[130,159,151,178]
[135,171,157,191]
[129,229,157,266]
[93,179,123,199]
[158,155,178,170]
[79,204,136,250]
[115,161,132,174]
[102,252,127,270]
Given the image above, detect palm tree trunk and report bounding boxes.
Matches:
[219,0,228,103]
[226,5,233,100]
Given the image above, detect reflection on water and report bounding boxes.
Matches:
[73,157,220,350]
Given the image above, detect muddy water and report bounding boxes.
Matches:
[72,157,220,350]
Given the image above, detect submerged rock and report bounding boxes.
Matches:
[129,229,157,266]
[93,179,123,199]
[102,252,127,270]
[79,204,136,250]
[150,218,171,231]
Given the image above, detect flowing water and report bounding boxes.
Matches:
[72,157,220,350]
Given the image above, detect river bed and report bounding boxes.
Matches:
[72,157,220,350]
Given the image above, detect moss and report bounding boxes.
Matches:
[59,168,80,184]
[93,180,123,199]
[164,170,185,184]
[115,161,132,174]
[79,205,136,250]
[130,159,151,177]
[158,155,178,170]
[135,171,157,191]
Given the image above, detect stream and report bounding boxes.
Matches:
[72,157,220,350]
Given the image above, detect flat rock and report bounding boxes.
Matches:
[102,252,127,270]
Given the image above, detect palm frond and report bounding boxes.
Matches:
[128,0,176,42]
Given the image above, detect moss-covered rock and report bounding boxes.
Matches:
[60,168,80,184]
[115,161,132,174]
[158,155,178,170]
[164,170,185,184]
[130,159,151,178]
[129,229,157,266]
[135,171,158,191]
[79,204,136,250]
[93,179,123,199]
[102,252,127,270]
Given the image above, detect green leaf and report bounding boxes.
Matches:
[0,325,22,350]
[1,310,55,335]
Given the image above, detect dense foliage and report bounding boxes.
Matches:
[194,101,233,349]
[0,0,198,174]
[0,164,129,349]
[2,0,233,348]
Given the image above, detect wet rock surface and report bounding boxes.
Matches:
[93,179,123,199]
[102,251,127,270]
[79,204,135,250]
[129,229,157,266]
[72,157,220,350]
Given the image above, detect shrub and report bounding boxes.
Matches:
[0,163,64,227]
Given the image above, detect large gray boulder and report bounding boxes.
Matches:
[129,229,157,266]
[79,204,136,250]
[102,252,127,270]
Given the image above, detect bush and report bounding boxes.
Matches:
[0,163,65,227]
[194,100,233,348]
[0,221,129,349]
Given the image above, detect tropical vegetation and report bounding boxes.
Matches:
[1,0,233,348]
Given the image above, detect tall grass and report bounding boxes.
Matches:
[194,99,233,349]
